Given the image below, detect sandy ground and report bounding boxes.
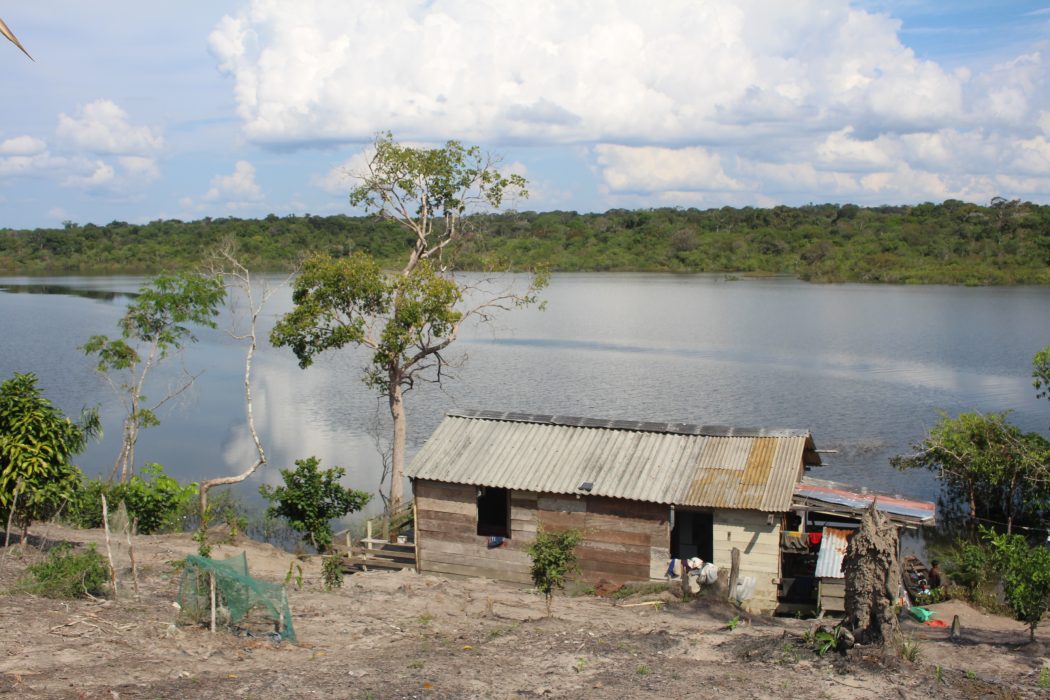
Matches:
[2,524,1049,699]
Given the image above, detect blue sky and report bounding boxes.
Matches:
[1,1,1048,229]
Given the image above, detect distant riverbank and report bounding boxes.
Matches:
[2,200,1048,284]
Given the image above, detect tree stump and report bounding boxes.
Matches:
[843,503,900,646]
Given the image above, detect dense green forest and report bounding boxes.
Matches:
[1,198,1048,284]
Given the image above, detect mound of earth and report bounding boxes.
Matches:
[1,524,1048,699]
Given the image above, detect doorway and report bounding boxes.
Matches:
[671,510,713,564]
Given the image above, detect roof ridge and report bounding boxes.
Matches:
[446,409,811,439]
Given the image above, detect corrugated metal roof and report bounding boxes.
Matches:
[815,527,853,579]
[407,411,818,511]
[794,477,936,525]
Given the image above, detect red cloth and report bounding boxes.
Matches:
[924,619,947,628]
[808,532,822,546]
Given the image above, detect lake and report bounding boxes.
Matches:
[2,273,1048,515]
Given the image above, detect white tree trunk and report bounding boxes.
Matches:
[388,378,406,514]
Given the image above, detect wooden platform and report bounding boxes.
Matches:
[340,538,417,572]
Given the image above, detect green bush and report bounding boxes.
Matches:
[66,464,197,535]
[259,456,370,553]
[18,544,110,598]
[528,527,582,616]
[983,527,1050,642]
[946,540,991,600]
[322,555,344,591]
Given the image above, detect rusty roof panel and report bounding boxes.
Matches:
[407,412,815,511]
[794,477,936,525]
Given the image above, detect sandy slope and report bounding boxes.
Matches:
[1,524,1048,699]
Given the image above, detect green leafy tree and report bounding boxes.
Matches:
[528,527,582,616]
[0,372,101,541]
[83,272,225,482]
[272,133,545,513]
[892,412,1050,533]
[982,527,1050,642]
[259,456,370,553]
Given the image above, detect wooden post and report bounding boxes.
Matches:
[363,519,372,572]
[412,499,420,573]
[125,517,139,598]
[728,547,740,602]
[209,572,217,633]
[100,494,118,599]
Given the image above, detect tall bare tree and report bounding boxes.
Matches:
[272,133,545,513]
[197,245,293,542]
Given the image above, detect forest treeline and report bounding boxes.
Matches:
[2,198,1048,284]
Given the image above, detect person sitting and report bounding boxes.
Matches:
[928,560,942,589]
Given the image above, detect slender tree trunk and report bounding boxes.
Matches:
[388,373,406,514]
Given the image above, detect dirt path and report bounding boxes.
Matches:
[2,525,1048,699]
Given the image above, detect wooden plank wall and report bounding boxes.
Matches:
[819,579,846,613]
[414,480,669,586]
[712,509,781,613]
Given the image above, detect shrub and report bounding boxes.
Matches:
[259,457,370,553]
[983,527,1050,642]
[527,527,582,616]
[116,464,197,534]
[322,555,344,591]
[66,464,197,535]
[18,544,109,598]
[946,539,990,600]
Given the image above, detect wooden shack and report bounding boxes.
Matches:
[778,477,937,615]
[406,410,822,612]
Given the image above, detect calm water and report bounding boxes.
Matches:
[2,273,1048,515]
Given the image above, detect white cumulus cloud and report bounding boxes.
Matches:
[211,0,1050,207]
[594,145,742,194]
[0,136,47,156]
[56,99,163,155]
[204,160,263,205]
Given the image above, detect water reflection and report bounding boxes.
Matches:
[0,283,137,302]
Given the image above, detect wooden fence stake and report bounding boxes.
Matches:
[100,494,118,599]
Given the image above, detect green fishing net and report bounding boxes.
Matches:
[176,552,295,642]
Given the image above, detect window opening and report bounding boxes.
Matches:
[476,487,510,538]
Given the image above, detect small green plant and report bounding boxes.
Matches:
[259,456,370,553]
[418,612,434,626]
[407,660,424,670]
[527,527,582,616]
[934,665,943,684]
[897,635,922,662]
[1038,668,1050,689]
[725,615,741,631]
[636,664,651,676]
[18,544,109,598]
[322,555,343,591]
[283,561,304,590]
[965,670,977,680]
[777,642,801,665]
[573,657,587,673]
[809,625,845,657]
